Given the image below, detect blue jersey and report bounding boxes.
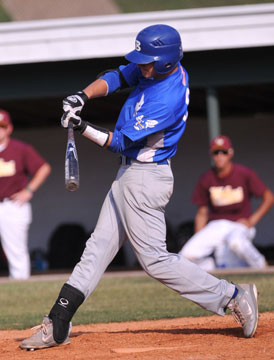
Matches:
[101,62,189,162]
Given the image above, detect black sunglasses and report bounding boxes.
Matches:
[211,149,229,155]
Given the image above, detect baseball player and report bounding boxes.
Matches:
[0,109,51,279]
[180,135,274,271]
[20,24,259,350]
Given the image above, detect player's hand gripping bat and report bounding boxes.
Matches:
[65,119,80,192]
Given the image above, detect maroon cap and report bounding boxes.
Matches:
[0,109,12,127]
[210,135,232,151]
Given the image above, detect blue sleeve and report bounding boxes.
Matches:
[100,63,139,94]
[119,63,140,87]
[100,70,122,93]
[108,130,135,153]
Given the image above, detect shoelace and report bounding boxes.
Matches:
[228,301,245,326]
[31,322,49,335]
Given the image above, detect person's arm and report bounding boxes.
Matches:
[10,162,51,205]
[62,66,133,126]
[60,78,110,146]
[83,78,108,99]
[237,188,274,228]
[61,79,108,125]
[194,205,209,233]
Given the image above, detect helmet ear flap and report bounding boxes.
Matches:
[154,60,173,74]
[153,44,183,74]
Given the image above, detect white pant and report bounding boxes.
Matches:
[179,219,266,271]
[0,199,32,279]
[68,162,235,316]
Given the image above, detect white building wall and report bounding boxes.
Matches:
[0,4,274,65]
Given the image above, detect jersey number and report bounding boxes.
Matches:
[185,87,190,105]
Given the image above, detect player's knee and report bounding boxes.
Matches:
[139,254,166,276]
[227,236,250,257]
[49,283,85,344]
[141,253,179,277]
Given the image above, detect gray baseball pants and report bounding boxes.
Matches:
[68,160,235,315]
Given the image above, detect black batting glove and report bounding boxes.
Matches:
[62,91,88,116]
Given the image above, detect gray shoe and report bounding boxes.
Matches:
[227,283,258,338]
[20,315,72,350]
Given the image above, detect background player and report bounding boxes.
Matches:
[0,109,51,279]
[21,25,259,350]
[180,135,274,271]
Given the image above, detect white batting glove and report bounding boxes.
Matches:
[61,111,82,129]
[62,91,88,116]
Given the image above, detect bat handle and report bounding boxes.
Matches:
[68,119,74,129]
[67,119,74,140]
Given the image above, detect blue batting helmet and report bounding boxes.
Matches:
[125,24,183,74]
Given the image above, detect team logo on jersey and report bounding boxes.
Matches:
[134,116,158,131]
[0,158,16,177]
[209,185,244,206]
[134,93,145,116]
[134,115,145,130]
[145,120,158,128]
[133,93,158,131]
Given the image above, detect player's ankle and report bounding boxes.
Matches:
[49,283,85,343]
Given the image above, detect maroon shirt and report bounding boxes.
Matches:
[192,163,267,222]
[0,138,46,198]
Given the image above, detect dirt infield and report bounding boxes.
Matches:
[1,312,273,360]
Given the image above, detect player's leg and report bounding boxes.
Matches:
[226,223,266,268]
[0,200,31,279]
[112,162,235,315]
[112,162,258,337]
[179,220,230,271]
[214,241,249,268]
[48,187,127,343]
[67,187,127,297]
[208,220,249,268]
[20,185,127,350]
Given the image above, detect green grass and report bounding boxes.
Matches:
[115,0,274,12]
[0,273,273,330]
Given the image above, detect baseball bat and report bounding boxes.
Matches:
[65,120,80,192]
